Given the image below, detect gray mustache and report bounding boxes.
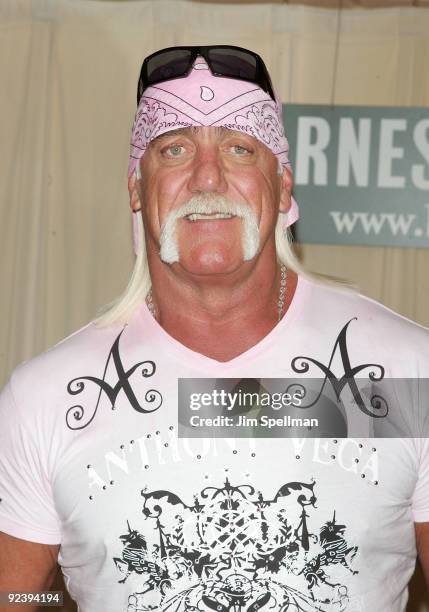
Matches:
[171,194,256,220]
[159,193,260,264]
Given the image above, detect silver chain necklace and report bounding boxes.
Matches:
[146,264,287,322]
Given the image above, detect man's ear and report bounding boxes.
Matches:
[128,171,141,212]
[279,167,293,214]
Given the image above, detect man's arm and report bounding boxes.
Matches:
[0,532,59,612]
[415,522,429,588]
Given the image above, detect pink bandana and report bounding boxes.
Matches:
[128,56,299,250]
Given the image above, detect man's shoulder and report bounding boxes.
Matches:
[8,317,127,400]
[302,276,429,344]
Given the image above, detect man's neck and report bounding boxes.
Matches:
[146,261,298,363]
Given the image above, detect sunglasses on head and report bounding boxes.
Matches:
[137,45,276,105]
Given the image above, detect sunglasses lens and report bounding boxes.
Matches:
[146,49,193,84]
[138,46,275,105]
[207,48,258,80]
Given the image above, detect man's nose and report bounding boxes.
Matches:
[187,147,228,193]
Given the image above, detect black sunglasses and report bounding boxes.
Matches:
[137,45,276,106]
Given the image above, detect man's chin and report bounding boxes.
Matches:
[164,247,253,276]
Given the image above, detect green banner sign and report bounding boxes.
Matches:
[282,105,429,248]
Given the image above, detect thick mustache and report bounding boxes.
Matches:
[159,193,260,264]
[173,194,254,219]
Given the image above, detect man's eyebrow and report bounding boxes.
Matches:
[150,128,191,144]
[149,126,228,145]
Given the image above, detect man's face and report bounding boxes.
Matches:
[130,126,292,276]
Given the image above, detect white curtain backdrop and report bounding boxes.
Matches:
[0,2,428,606]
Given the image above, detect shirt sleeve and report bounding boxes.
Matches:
[412,437,429,523]
[0,377,62,544]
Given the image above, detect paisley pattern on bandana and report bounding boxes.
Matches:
[130,101,192,160]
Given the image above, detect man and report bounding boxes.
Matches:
[0,46,428,612]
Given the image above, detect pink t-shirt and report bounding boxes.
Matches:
[0,275,428,612]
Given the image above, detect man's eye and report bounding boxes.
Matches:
[162,144,186,157]
[231,144,252,155]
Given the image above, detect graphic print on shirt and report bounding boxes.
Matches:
[63,317,388,433]
[113,477,359,612]
[291,318,387,420]
[65,328,163,430]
